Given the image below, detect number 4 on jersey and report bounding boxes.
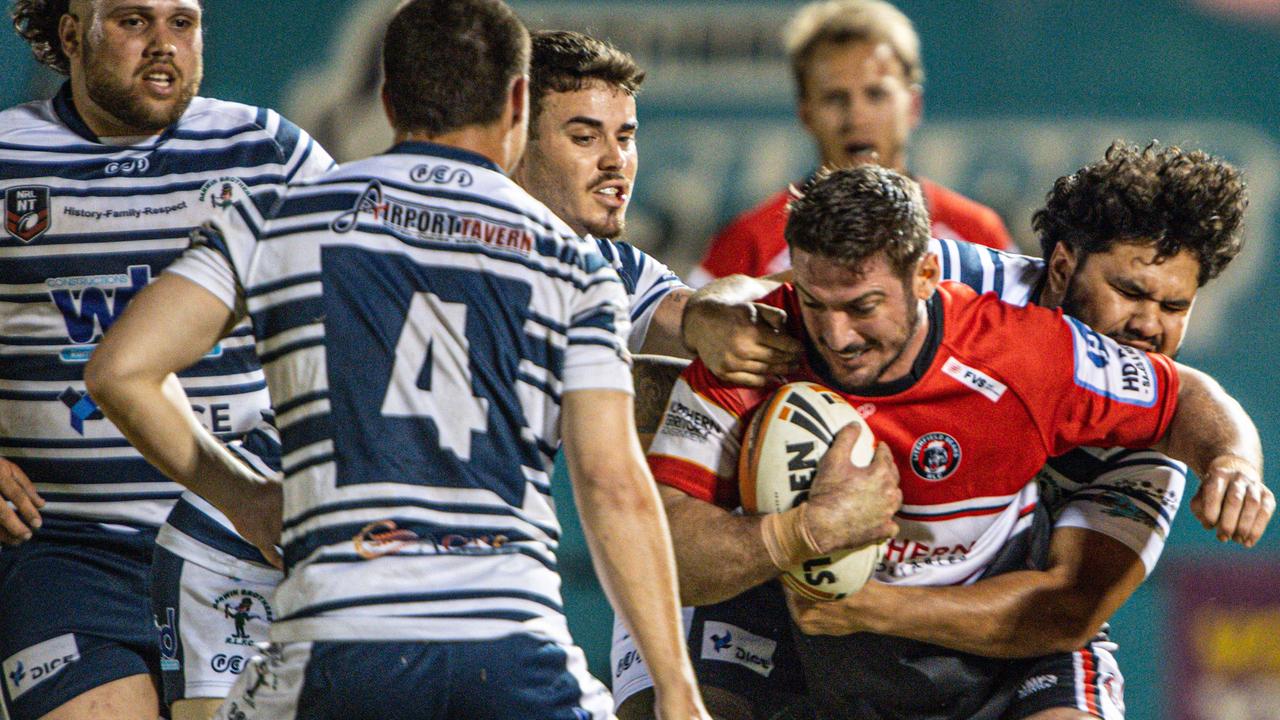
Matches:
[380,292,489,460]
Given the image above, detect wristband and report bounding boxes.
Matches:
[760,505,824,570]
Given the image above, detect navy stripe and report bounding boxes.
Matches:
[304,545,558,574]
[18,456,168,485]
[939,239,953,279]
[183,380,267,398]
[41,491,182,503]
[1,227,188,248]
[3,430,239,450]
[284,137,316,183]
[245,272,321,300]
[527,310,568,335]
[988,248,1005,298]
[0,388,63,401]
[282,452,334,477]
[0,341,259,382]
[517,372,560,403]
[281,500,558,537]
[0,141,291,182]
[250,296,325,341]
[630,281,678,323]
[273,117,304,166]
[0,248,179,285]
[165,496,271,564]
[0,293,50,303]
[599,239,639,295]
[1046,448,1107,484]
[276,588,563,623]
[955,239,985,291]
[1,172,289,199]
[276,389,330,415]
[259,336,325,365]
[279,412,332,456]
[170,121,263,141]
[567,336,626,352]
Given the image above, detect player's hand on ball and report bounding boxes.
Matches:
[784,581,874,636]
[0,456,44,545]
[1190,455,1273,547]
[803,424,901,554]
[685,299,801,387]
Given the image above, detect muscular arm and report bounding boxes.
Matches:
[83,274,282,564]
[1152,363,1272,545]
[674,275,802,386]
[790,527,1144,658]
[560,390,707,719]
[631,355,690,450]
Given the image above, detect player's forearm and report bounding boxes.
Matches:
[658,485,781,605]
[1159,363,1262,476]
[849,573,1098,658]
[638,289,693,358]
[574,469,700,700]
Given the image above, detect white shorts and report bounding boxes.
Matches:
[152,542,282,703]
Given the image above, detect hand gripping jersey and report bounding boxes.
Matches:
[690,177,1013,285]
[0,83,335,529]
[931,237,1187,576]
[647,280,1179,717]
[169,141,633,645]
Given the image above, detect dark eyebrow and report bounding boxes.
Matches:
[564,117,638,133]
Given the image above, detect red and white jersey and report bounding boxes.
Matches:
[689,178,1014,286]
[648,281,1179,587]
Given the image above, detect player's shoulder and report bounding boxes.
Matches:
[178,97,312,146]
[938,280,1065,356]
[0,98,68,146]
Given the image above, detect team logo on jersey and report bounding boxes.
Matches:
[47,265,153,348]
[910,432,962,481]
[410,163,474,186]
[156,606,181,671]
[199,176,251,210]
[212,589,275,646]
[5,186,51,243]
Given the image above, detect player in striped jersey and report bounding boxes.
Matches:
[641,166,1264,720]
[0,1,333,719]
[88,1,709,718]
[788,143,1272,719]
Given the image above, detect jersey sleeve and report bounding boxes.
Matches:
[646,360,760,507]
[1040,447,1185,578]
[595,239,689,353]
[992,302,1181,455]
[268,110,338,184]
[563,247,635,395]
[164,190,276,312]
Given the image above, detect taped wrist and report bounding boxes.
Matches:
[760,505,824,570]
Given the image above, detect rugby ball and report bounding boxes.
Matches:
[739,382,885,601]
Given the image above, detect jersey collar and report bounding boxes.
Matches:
[387,140,503,174]
[52,80,181,146]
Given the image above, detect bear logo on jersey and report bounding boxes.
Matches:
[910,432,962,481]
[5,186,51,243]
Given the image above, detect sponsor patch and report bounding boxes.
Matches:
[410,164,474,187]
[212,589,276,646]
[5,185,50,242]
[199,176,252,210]
[910,432,962,481]
[661,401,720,442]
[699,621,776,677]
[1065,316,1158,407]
[942,357,1006,403]
[3,634,81,700]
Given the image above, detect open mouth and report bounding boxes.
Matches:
[843,142,877,159]
[592,184,629,208]
[141,68,177,95]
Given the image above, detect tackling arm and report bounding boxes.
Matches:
[677,274,801,386]
[83,274,282,565]
[560,389,709,720]
[789,526,1144,658]
[1152,363,1272,545]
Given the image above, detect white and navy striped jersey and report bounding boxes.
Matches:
[591,238,686,354]
[931,237,1185,576]
[168,141,633,644]
[0,83,335,529]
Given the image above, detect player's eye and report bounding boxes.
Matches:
[571,135,595,146]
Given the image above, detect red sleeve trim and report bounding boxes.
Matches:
[648,454,723,505]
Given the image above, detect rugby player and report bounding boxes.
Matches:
[643,166,1263,719]
[786,142,1273,719]
[88,0,710,717]
[691,0,1013,286]
[0,1,332,718]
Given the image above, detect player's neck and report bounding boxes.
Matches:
[877,298,931,385]
[396,125,515,173]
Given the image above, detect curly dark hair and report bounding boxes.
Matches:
[785,165,931,278]
[1033,141,1247,286]
[11,0,72,75]
[528,30,644,134]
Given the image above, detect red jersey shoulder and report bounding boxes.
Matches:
[920,178,1013,251]
[699,189,791,278]
[936,281,1070,374]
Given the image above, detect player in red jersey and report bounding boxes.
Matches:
[690,0,1012,286]
[649,166,1262,719]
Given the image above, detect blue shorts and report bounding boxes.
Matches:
[0,519,161,720]
[214,635,613,720]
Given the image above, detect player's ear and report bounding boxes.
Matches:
[913,252,940,300]
[508,75,528,130]
[907,84,923,130]
[59,10,83,62]
[1042,242,1078,308]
